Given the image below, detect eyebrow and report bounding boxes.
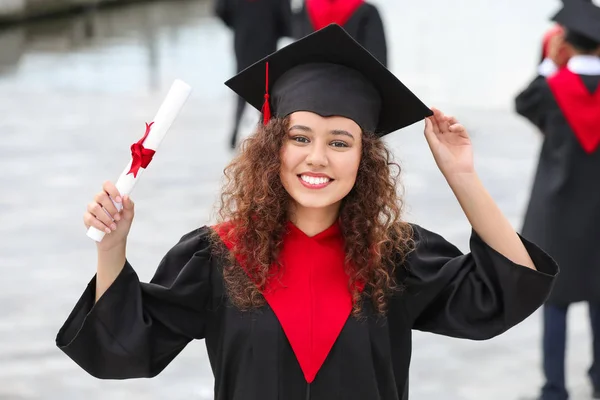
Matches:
[289,125,355,140]
[330,129,355,140]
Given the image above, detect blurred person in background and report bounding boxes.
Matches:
[215,0,293,149]
[56,25,558,400]
[537,0,591,64]
[515,1,600,399]
[292,0,387,66]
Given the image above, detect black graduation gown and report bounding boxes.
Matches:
[215,0,292,72]
[56,225,558,400]
[292,3,388,67]
[56,224,557,400]
[515,68,600,305]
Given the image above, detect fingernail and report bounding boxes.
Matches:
[111,223,117,231]
[115,196,122,203]
[114,214,121,221]
[105,228,111,234]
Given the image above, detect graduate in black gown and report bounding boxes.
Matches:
[57,25,558,400]
[537,0,591,64]
[515,1,600,399]
[214,0,292,149]
[292,0,387,66]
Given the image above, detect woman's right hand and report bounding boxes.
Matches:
[84,181,135,252]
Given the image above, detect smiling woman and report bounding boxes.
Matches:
[56,24,558,400]
[216,109,407,318]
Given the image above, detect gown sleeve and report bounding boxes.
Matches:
[55,226,214,379]
[399,225,558,340]
[514,75,555,133]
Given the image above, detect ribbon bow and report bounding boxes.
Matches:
[127,122,156,178]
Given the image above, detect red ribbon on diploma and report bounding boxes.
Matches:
[127,122,156,178]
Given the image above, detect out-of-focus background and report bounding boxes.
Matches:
[0,0,594,399]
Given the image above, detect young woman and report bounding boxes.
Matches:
[57,24,558,400]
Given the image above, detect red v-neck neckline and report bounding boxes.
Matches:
[266,220,350,383]
[285,220,342,241]
[548,69,600,153]
[214,220,354,383]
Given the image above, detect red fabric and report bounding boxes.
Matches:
[127,122,156,178]
[214,221,363,383]
[262,62,271,125]
[547,69,600,154]
[306,0,365,31]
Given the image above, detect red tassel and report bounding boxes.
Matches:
[262,94,271,125]
[262,62,271,125]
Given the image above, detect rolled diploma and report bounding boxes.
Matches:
[86,79,192,242]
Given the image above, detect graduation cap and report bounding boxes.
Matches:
[552,0,600,46]
[224,24,432,137]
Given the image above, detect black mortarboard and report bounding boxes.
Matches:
[552,0,600,45]
[224,24,432,137]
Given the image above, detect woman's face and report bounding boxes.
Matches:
[280,111,363,213]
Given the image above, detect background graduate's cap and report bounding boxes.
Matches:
[551,0,600,45]
[224,24,432,137]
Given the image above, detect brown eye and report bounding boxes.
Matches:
[291,136,310,143]
[330,141,349,148]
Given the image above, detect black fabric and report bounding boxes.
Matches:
[552,0,600,44]
[214,0,292,147]
[214,0,292,71]
[225,24,431,137]
[293,3,388,67]
[272,62,381,132]
[565,29,600,51]
[515,74,600,305]
[56,224,557,399]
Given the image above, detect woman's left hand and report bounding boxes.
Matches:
[424,107,475,179]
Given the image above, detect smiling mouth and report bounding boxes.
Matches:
[297,174,334,189]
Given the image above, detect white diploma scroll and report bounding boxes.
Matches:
[86,79,192,242]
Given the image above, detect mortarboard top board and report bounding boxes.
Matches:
[224,24,433,137]
[552,0,600,44]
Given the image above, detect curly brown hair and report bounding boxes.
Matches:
[211,116,414,316]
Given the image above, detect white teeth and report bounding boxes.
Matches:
[300,175,331,185]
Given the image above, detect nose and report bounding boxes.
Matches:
[305,141,328,167]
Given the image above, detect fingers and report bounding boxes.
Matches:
[431,107,463,134]
[423,117,439,147]
[102,181,122,204]
[429,108,442,134]
[83,181,135,233]
[446,116,459,125]
[449,123,467,134]
[84,213,113,234]
[435,108,451,133]
[86,202,117,233]
[102,181,122,217]
[424,117,433,137]
[94,191,120,219]
[122,195,134,210]
[120,195,135,220]
[424,116,433,132]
